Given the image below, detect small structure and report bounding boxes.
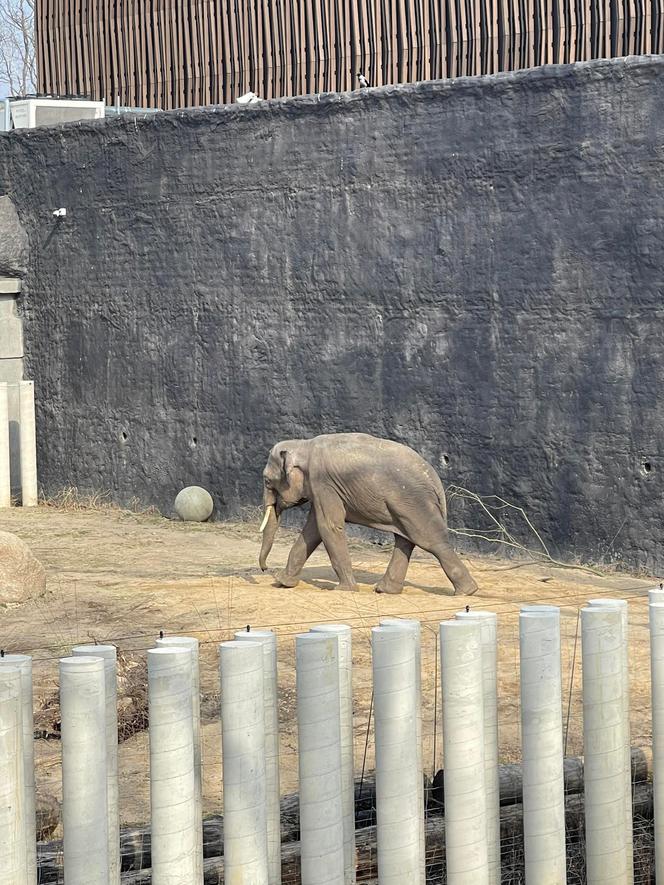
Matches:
[2,98,105,132]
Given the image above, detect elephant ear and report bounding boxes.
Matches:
[279,449,295,482]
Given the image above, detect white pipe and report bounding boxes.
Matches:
[0,382,11,508]
[155,636,203,884]
[455,610,500,885]
[379,616,424,883]
[219,640,268,883]
[60,656,109,885]
[311,624,356,884]
[18,381,37,507]
[372,624,421,884]
[72,645,120,885]
[439,619,489,885]
[147,647,197,883]
[581,605,628,884]
[296,632,344,885]
[0,667,27,885]
[233,629,281,884]
[518,608,566,884]
[587,598,633,883]
[0,655,36,884]
[650,602,664,883]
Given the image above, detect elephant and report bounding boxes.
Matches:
[258,432,478,595]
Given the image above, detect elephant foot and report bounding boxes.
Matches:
[274,570,300,588]
[454,579,479,596]
[335,582,359,593]
[374,580,404,595]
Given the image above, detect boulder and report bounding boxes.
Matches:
[174,486,214,522]
[0,196,29,279]
[0,531,46,604]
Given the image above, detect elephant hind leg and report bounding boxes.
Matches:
[394,508,478,596]
[375,535,414,594]
[429,541,478,595]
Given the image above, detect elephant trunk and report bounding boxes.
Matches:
[259,495,280,570]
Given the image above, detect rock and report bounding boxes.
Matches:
[0,531,46,604]
[174,486,214,522]
[36,792,60,841]
[0,196,29,279]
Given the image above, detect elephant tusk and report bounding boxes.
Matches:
[259,506,274,533]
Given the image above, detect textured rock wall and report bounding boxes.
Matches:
[0,56,663,568]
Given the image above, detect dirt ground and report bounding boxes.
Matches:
[0,505,656,832]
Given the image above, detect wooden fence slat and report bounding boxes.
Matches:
[36,0,662,107]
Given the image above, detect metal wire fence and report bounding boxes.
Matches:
[24,580,655,882]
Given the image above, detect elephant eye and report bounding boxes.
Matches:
[264,478,271,487]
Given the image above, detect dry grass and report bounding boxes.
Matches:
[116,651,149,742]
[42,485,160,516]
[33,650,150,744]
[33,689,61,741]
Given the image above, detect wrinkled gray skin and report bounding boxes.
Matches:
[259,433,478,595]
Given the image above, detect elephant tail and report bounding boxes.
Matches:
[429,468,449,521]
[436,485,448,521]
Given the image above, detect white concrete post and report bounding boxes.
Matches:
[72,645,120,885]
[518,607,566,884]
[310,624,356,884]
[439,619,489,885]
[155,636,203,884]
[455,610,499,885]
[651,602,664,884]
[588,598,633,883]
[0,668,27,885]
[60,656,109,885]
[0,655,36,884]
[650,584,664,605]
[379,616,425,883]
[372,624,421,885]
[18,381,37,507]
[147,647,197,884]
[581,605,628,884]
[520,604,560,613]
[220,640,269,883]
[296,632,344,885]
[234,628,281,884]
[0,382,11,507]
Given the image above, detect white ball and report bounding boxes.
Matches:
[174,486,214,522]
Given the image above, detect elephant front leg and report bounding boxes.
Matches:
[375,535,414,594]
[314,493,359,592]
[274,510,322,588]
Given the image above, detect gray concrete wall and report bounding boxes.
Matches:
[0,282,24,493]
[0,198,29,492]
[0,56,662,569]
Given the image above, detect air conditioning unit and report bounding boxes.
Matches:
[8,98,105,130]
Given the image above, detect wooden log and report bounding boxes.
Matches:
[115,782,653,885]
[38,776,384,879]
[430,745,652,808]
[39,749,653,881]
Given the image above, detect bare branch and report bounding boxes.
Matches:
[0,0,35,96]
[447,485,603,576]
